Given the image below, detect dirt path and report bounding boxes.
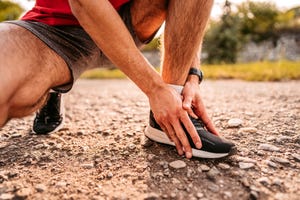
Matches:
[0,79,299,200]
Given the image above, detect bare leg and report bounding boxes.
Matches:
[162,0,214,85]
[131,0,213,85]
[0,23,71,126]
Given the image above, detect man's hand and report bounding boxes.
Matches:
[182,75,220,136]
[148,84,202,159]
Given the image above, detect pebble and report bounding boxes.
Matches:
[227,118,243,128]
[144,192,159,200]
[218,163,230,170]
[257,177,271,186]
[199,164,210,172]
[206,167,220,181]
[81,163,94,169]
[0,193,14,200]
[265,160,277,168]
[292,153,300,162]
[271,157,290,165]
[238,127,258,134]
[208,183,220,192]
[235,156,257,164]
[169,160,186,169]
[35,184,47,192]
[224,191,233,199]
[16,188,32,198]
[147,154,156,161]
[276,136,292,143]
[107,172,113,179]
[196,192,204,198]
[239,162,255,169]
[258,143,280,152]
[56,181,67,187]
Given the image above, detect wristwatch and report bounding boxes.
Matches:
[188,68,203,84]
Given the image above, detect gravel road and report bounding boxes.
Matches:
[0,79,299,200]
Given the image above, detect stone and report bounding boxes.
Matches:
[271,157,290,165]
[196,192,204,198]
[206,167,220,181]
[81,163,94,169]
[218,163,230,170]
[208,183,220,192]
[292,153,300,162]
[227,118,243,128]
[35,184,47,192]
[258,143,280,152]
[0,193,14,200]
[235,156,257,164]
[169,160,186,169]
[257,177,271,186]
[107,172,113,179]
[144,192,159,200]
[238,127,258,134]
[16,188,32,198]
[265,160,277,168]
[56,181,67,187]
[199,164,210,172]
[239,162,255,169]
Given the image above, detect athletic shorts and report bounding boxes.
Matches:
[6,3,152,93]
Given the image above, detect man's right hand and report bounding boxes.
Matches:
[148,84,202,158]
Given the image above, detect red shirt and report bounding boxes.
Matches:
[22,0,130,26]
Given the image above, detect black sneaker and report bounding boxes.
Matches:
[145,111,236,158]
[32,92,65,134]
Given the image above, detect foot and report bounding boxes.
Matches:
[32,92,65,134]
[145,111,236,158]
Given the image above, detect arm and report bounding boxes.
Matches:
[68,0,201,158]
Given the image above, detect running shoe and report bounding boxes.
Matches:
[32,92,65,134]
[145,111,236,158]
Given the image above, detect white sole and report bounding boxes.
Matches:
[145,125,229,159]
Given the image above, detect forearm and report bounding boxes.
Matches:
[68,0,165,96]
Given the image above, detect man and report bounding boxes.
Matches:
[0,0,235,159]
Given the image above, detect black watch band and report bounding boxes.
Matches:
[188,68,203,84]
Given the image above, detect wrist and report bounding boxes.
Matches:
[187,68,203,84]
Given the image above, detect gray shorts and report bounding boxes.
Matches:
[6,3,148,93]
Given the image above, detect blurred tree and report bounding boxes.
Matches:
[0,0,23,22]
[204,0,243,64]
[203,0,295,64]
[237,1,280,43]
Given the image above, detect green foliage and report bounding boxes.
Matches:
[204,1,244,64]
[237,1,280,43]
[142,37,161,51]
[203,1,300,64]
[0,0,23,22]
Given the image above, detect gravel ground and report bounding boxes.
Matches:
[0,79,299,200]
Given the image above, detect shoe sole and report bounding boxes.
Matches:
[145,125,230,159]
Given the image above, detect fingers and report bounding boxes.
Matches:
[159,122,184,156]
[180,113,202,149]
[195,98,221,136]
[171,119,193,158]
[182,95,198,119]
